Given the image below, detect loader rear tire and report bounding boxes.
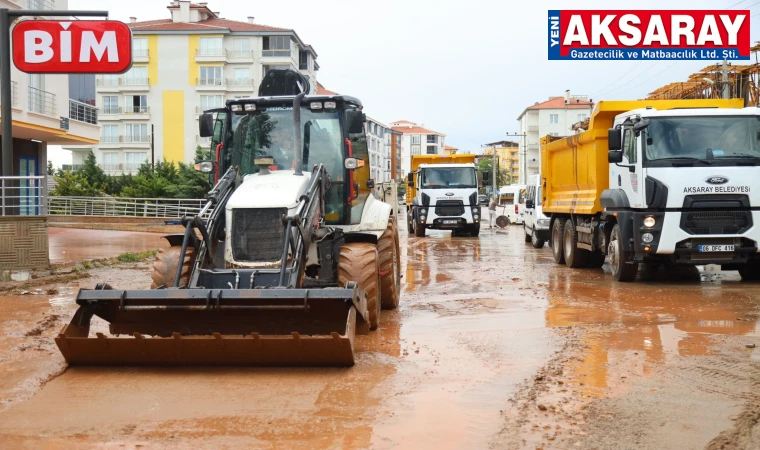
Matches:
[379,221,400,310]
[151,245,196,289]
[338,243,381,330]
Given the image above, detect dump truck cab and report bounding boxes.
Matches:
[605,104,760,271]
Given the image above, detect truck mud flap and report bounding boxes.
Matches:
[55,287,364,367]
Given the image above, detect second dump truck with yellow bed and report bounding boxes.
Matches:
[541,98,760,281]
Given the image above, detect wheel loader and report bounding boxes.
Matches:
[55,70,401,367]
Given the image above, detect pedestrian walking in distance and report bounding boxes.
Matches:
[488,197,497,229]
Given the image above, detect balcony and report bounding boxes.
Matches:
[227,78,255,91]
[27,0,55,11]
[132,48,149,63]
[195,48,227,62]
[262,49,292,58]
[69,100,98,125]
[196,78,226,91]
[229,50,254,61]
[0,81,18,109]
[28,87,56,117]
[96,77,150,92]
[100,135,151,145]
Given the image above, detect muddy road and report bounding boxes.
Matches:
[1,217,759,449]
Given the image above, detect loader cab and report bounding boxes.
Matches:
[199,95,371,226]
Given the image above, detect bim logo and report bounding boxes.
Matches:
[548,10,750,61]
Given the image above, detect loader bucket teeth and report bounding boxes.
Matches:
[55,287,361,367]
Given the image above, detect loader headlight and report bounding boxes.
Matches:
[194,160,215,173]
[231,104,242,112]
[244,103,256,111]
[310,102,323,110]
[642,232,654,243]
[643,216,656,228]
[324,101,337,109]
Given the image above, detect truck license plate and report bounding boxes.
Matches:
[443,220,458,225]
[698,245,734,252]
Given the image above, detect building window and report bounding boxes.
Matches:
[426,145,436,155]
[263,36,292,57]
[124,66,148,85]
[411,145,421,155]
[199,66,223,86]
[200,95,224,112]
[549,132,559,136]
[411,135,421,145]
[125,123,148,143]
[132,38,148,57]
[549,114,559,124]
[199,37,224,56]
[103,152,119,170]
[577,113,587,121]
[102,125,119,143]
[124,95,147,114]
[102,96,118,114]
[427,135,437,144]
[299,51,308,70]
[233,38,250,57]
[233,68,251,86]
[126,152,148,170]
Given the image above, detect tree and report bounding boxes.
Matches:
[478,156,511,190]
[195,144,211,163]
[51,171,103,197]
[47,160,54,175]
[81,150,109,191]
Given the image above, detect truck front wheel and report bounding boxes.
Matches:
[551,219,565,265]
[414,222,426,237]
[608,224,638,282]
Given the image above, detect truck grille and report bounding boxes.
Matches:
[680,211,751,235]
[435,200,464,217]
[231,208,286,262]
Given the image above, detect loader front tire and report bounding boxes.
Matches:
[151,245,196,289]
[338,243,381,330]
[378,221,400,310]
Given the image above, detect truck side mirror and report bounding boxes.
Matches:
[199,113,214,137]
[608,128,622,150]
[608,151,624,164]
[407,173,414,188]
[345,110,365,134]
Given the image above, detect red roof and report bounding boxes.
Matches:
[391,126,443,136]
[316,82,337,96]
[129,17,288,32]
[528,97,592,110]
[444,145,458,150]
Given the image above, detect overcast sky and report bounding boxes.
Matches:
[49,0,759,165]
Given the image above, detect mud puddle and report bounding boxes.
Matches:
[0,225,558,449]
[49,228,168,264]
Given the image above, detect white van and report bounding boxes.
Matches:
[523,175,550,248]
[494,185,526,226]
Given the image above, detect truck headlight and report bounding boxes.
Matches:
[643,216,656,228]
[537,219,550,228]
[642,232,654,243]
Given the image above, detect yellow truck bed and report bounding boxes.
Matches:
[541,99,744,215]
[406,154,476,205]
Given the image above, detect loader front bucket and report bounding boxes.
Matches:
[55,287,364,367]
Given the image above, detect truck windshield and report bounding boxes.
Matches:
[420,168,476,189]
[644,116,760,164]
[229,107,344,179]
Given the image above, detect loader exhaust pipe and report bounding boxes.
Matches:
[293,92,306,176]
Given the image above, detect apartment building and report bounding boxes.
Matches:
[0,0,99,185]
[389,120,446,176]
[443,145,459,156]
[63,1,319,174]
[366,117,392,183]
[389,130,403,182]
[517,90,593,182]
[483,140,520,184]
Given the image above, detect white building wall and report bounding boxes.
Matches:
[518,105,591,182]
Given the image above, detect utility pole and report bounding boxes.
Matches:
[492,145,497,196]
[722,59,730,100]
